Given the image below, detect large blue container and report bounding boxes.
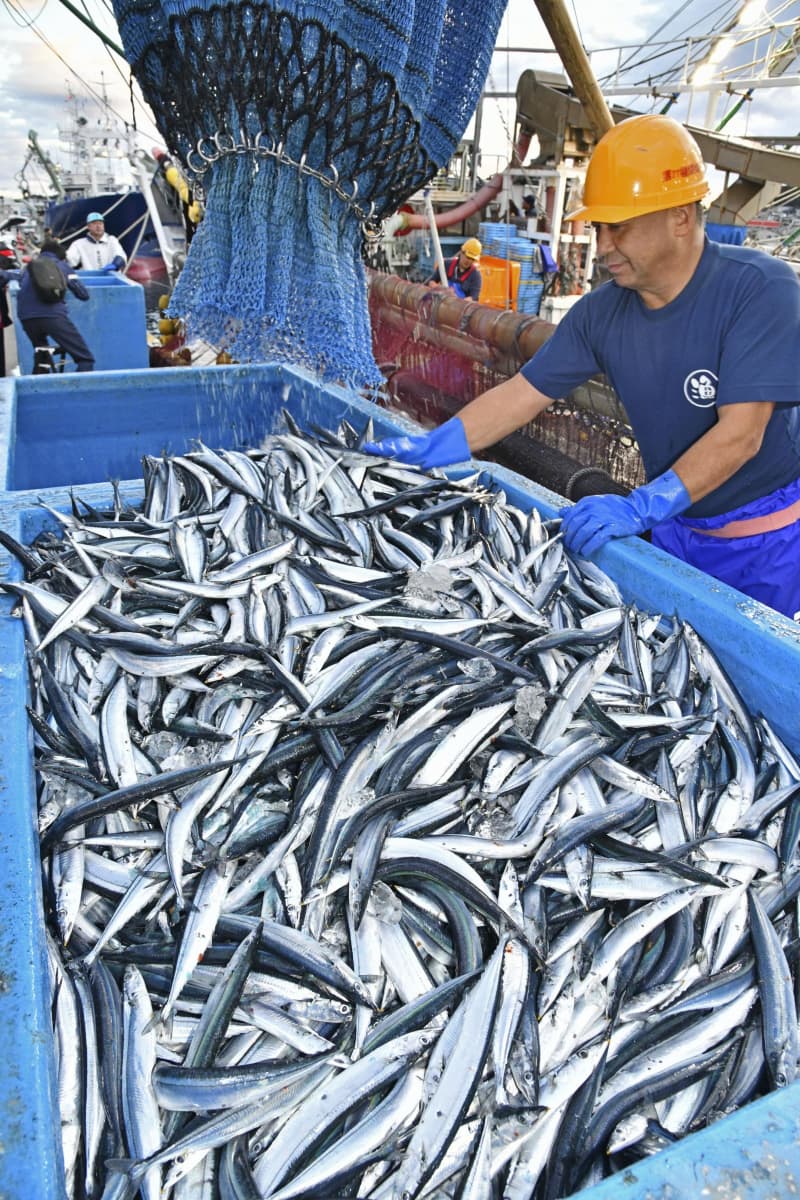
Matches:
[0,363,799,1197]
[0,363,387,492]
[8,271,148,374]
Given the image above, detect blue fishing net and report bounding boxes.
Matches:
[112,1,508,385]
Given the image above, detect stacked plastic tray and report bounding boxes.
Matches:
[478,224,544,314]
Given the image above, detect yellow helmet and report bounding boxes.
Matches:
[566,115,709,224]
[461,237,482,261]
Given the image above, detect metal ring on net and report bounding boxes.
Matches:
[197,136,222,165]
[213,131,238,154]
[184,128,378,226]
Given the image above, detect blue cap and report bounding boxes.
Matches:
[86,211,105,222]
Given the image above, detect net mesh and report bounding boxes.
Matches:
[369,277,646,493]
[112,1,508,384]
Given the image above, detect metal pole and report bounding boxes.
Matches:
[533,0,614,138]
[704,87,722,130]
[471,97,484,193]
[54,0,125,56]
[131,155,175,278]
[424,189,449,287]
[716,90,752,131]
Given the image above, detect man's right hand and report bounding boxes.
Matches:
[362,416,471,469]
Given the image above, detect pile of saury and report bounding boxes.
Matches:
[5,417,800,1200]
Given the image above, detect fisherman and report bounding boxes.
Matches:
[0,246,13,377]
[521,193,537,220]
[0,238,95,372]
[66,212,127,273]
[365,114,800,620]
[429,237,483,301]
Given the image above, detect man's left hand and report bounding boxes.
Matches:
[560,469,691,558]
[560,493,647,557]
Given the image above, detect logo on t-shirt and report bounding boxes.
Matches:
[683,369,718,408]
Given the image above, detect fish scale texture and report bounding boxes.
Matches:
[111,0,508,382]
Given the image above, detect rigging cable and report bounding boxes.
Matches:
[77,0,136,100]
[600,0,715,80]
[596,0,742,86]
[2,0,158,142]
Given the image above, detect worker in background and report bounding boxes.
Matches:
[428,237,482,301]
[0,239,94,372]
[0,284,10,378]
[500,199,525,229]
[365,115,800,619]
[521,193,537,221]
[66,213,127,273]
[0,244,14,377]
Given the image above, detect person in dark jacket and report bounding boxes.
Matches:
[0,244,18,375]
[0,239,94,372]
[0,269,11,379]
[428,238,483,301]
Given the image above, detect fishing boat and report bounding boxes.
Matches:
[368,0,800,291]
[20,87,189,290]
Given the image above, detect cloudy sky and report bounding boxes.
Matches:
[1,0,798,202]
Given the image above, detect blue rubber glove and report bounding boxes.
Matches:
[560,468,691,558]
[103,256,125,273]
[362,416,471,469]
[101,262,117,274]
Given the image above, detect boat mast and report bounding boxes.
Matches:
[57,81,136,199]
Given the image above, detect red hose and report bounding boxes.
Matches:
[397,132,533,232]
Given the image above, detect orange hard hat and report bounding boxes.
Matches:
[461,237,482,261]
[566,114,709,224]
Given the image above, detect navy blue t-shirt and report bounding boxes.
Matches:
[522,239,800,518]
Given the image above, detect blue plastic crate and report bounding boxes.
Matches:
[0,362,381,492]
[1,368,800,1197]
[8,272,148,374]
[517,281,545,314]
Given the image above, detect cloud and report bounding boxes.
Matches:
[1,0,798,206]
[0,1,156,195]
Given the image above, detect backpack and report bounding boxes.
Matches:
[28,255,67,304]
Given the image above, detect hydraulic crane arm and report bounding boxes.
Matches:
[26,131,65,200]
